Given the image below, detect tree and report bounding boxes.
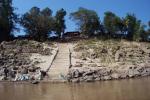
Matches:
[140,25,148,41]
[41,7,52,16]
[148,21,150,28]
[148,21,150,33]
[124,14,142,41]
[54,8,66,38]
[0,0,17,42]
[144,21,150,41]
[103,11,116,37]
[103,11,126,39]
[70,7,101,37]
[20,7,54,41]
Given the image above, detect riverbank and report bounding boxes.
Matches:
[0,40,58,82]
[67,39,150,82]
[1,39,150,83]
[67,64,150,82]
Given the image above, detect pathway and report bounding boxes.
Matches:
[47,43,70,81]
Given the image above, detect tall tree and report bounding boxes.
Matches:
[54,8,66,38]
[139,25,147,41]
[148,21,150,28]
[148,21,150,33]
[70,7,101,37]
[103,11,126,39]
[145,21,150,41]
[124,14,142,41]
[0,0,17,42]
[103,11,116,37]
[20,7,54,41]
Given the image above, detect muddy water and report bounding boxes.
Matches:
[0,77,150,100]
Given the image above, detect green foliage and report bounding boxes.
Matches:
[124,14,142,41]
[0,0,17,42]
[54,8,66,38]
[70,7,101,36]
[104,11,125,38]
[148,21,150,27]
[70,9,149,42]
[0,3,149,43]
[104,12,116,35]
[148,21,150,33]
[20,7,54,41]
[140,25,148,41]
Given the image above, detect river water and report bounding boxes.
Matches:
[0,77,150,100]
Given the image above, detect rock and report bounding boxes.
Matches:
[111,73,119,79]
[31,80,39,84]
[98,68,112,76]
[95,77,101,81]
[13,66,18,70]
[115,51,125,62]
[71,78,79,83]
[73,69,81,78]
[82,57,87,60]
[9,70,16,78]
[101,76,112,80]
[88,63,97,67]
[84,75,94,82]
[21,68,28,74]
[74,63,83,67]
[0,76,5,80]
[101,48,107,53]
[28,67,36,72]
[91,53,97,59]
[83,70,95,76]
[140,68,150,76]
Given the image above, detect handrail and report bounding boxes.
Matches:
[46,43,59,72]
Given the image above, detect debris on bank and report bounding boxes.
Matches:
[0,40,57,82]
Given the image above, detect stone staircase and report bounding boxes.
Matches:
[47,43,70,81]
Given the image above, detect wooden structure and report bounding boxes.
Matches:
[63,31,81,39]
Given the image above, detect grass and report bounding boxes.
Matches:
[74,38,150,66]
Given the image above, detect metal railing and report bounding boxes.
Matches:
[46,44,59,72]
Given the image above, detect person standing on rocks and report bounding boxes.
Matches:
[4,67,9,78]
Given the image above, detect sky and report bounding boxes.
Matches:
[13,0,150,35]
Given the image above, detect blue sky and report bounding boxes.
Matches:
[13,0,150,35]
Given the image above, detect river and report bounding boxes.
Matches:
[0,77,150,100]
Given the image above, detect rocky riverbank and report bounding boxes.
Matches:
[67,64,150,82]
[0,40,57,82]
[67,39,150,82]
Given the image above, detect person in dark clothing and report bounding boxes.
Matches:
[4,67,9,78]
[40,70,47,79]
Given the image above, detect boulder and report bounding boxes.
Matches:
[111,73,119,79]
[71,78,79,83]
[84,75,94,82]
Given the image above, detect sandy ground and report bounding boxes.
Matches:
[30,43,58,72]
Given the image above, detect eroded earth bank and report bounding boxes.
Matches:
[1,39,150,83]
[67,39,150,82]
[0,40,58,82]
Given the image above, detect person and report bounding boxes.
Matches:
[40,70,47,79]
[4,67,9,78]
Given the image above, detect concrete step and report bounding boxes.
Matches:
[47,43,70,81]
[49,68,68,71]
[53,61,69,64]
